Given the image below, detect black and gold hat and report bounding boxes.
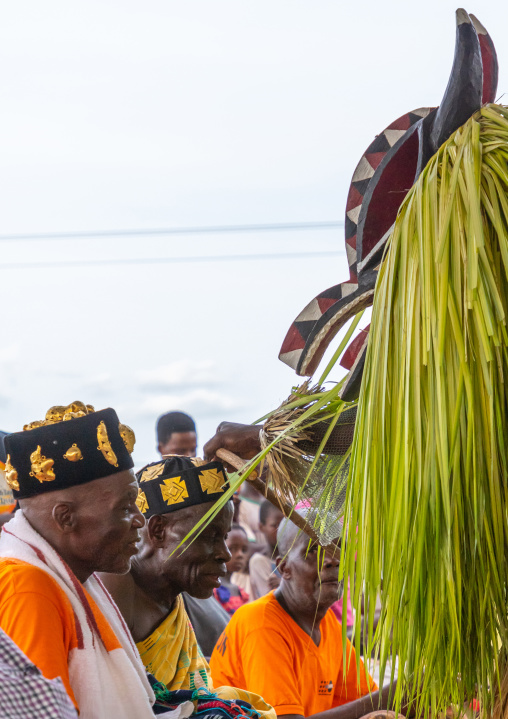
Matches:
[4,402,135,500]
[135,456,229,518]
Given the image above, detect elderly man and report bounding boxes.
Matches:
[101,455,274,719]
[209,513,394,719]
[155,414,230,658]
[0,402,162,719]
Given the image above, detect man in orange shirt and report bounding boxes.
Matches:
[0,403,162,719]
[210,513,393,719]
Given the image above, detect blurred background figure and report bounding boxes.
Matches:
[214,525,250,615]
[249,500,283,600]
[156,411,197,457]
[237,482,266,547]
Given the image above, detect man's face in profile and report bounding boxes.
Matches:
[278,532,343,611]
[154,500,233,598]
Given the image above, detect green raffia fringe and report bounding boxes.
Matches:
[344,104,508,716]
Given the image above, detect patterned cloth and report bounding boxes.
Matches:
[214,586,249,616]
[136,594,275,719]
[138,595,210,692]
[0,626,77,719]
[151,682,263,719]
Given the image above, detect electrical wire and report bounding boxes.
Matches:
[0,221,344,242]
[0,249,345,271]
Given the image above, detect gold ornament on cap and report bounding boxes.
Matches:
[119,424,136,454]
[29,446,56,483]
[24,402,96,431]
[97,421,118,467]
[63,444,83,462]
[5,455,19,491]
[199,468,225,494]
[139,462,165,483]
[190,457,208,467]
[136,490,149,514]
[23,420,45,431]
[161,476,189,506]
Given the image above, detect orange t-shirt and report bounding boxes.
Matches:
[209,592,376,717]
[0,558,80,709]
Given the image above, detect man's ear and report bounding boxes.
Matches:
[52,503,76,533]
[276,554,291,580]
[157,442,163,455]
[147,514,168,547]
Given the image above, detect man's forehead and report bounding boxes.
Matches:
[170,499,233,527]
[278,521,342,557]
[93,470,137,497]
[277,521,305,555]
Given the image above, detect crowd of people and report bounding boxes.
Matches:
[0,404,394,719]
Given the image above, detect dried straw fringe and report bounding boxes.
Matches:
[259,380,316,502]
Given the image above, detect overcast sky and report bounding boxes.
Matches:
[0,0,506,466]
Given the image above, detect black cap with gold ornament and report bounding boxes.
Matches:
[3,402,136,499]
[135,455,229,518]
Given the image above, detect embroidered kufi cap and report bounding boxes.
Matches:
[136,455,229,518]
[4,402,135,500]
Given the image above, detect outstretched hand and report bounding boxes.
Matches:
[203,422,261,466]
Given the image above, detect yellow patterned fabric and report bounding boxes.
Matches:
[137,595,209,692]
[136,595,275,719]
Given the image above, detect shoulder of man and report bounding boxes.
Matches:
[211,594,290,665]
[0,558,71,607]
[226,593,288,637]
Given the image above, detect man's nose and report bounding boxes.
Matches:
[132,505,146,528]
[217,539,232,563]
[323,548,340,568]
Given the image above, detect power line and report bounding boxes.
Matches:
[0,221,344,242]
[0,249,345,271]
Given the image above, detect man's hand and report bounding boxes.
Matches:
[203,422,262,464]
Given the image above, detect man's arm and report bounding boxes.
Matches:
[0,591,78,709]
[279,684,398,719]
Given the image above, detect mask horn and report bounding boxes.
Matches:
[470,14,498,104]
[428,9,483,156]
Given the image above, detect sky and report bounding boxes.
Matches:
[0,0,507,466]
